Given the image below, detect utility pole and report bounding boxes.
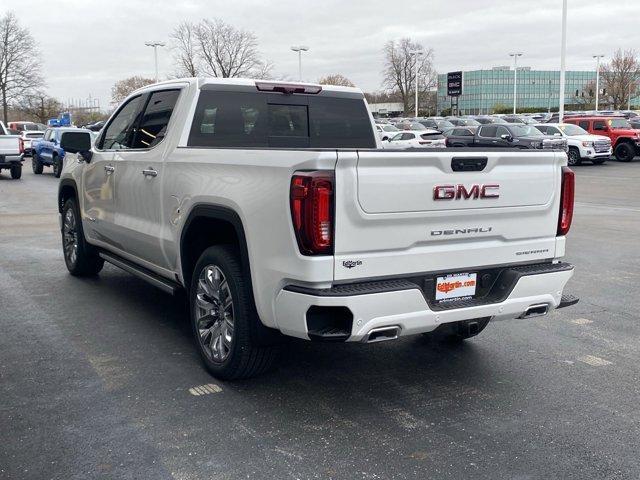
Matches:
[290,46,309,82]
[509,52,523,114]
[145,41,166,83]
[558,0,567,122]
[409,50,424,117]
[593,54,604,111]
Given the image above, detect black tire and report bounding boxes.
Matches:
[53,155,62,178]
[32,154,43,174]
[10,164,22,179]
[61,198,104,276]
[190,245,278,380]
[614,142,635,162]
[422,317,491,342]
[591,158,606,165]
[567,147,582,166]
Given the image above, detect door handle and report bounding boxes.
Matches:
[142,168,157,177]
[104,165,115,174]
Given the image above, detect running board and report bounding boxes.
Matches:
[99,251,180,295]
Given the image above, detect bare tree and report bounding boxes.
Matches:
[0,12,44,123]
[170,21,199,77]
[111,76,155,106]
[573,79,596,109]
[601,49,640,109]
[170,18,272,79]
[15,93,61,123]
[318,74,355,87]
[382,38,436,115]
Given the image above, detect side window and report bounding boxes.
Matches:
[100,95,144,150]
[536,126,548,134]
[480,125,498,137]
[188,92,268,148]
[593,120,606,131]
[546,127,560,135]
[496,126,510,137]
[132,90,180,148]
[43,130,51,141]
[579,120,590,130]
[402,133,415,140]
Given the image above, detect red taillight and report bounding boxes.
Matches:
[557,166,575,236]
[18,138,24,154]
[290,171,334,255]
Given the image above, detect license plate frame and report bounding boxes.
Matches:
[435,272,478,303]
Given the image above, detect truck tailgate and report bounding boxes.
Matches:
[334,150,565,281]
[0,136,20,156]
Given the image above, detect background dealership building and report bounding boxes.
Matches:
[437,67,597,115]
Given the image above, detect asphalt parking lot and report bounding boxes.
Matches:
[1,159,639,480]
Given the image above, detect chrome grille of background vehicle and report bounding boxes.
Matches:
[594,141,610,153]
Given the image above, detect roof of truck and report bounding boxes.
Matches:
[133,77,363,96]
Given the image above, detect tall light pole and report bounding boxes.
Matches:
[509,52,523,114]
[145,41,166,83]
[593,54,604,111]
[290,45,309,81]
[409,50,424,117]
[558,0,567,122]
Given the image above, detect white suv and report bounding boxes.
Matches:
[535,123,611,166]
[57,78,577,379]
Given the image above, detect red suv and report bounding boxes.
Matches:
[564,116,640,162]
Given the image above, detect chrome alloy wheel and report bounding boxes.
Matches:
[62,207,78,266]
[195,265,234,362]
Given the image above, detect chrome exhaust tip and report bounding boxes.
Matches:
[520,303,549,319]
[363,326,401,343]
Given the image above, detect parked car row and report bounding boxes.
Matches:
[375,112,639,163]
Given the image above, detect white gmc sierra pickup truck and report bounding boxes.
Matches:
[57,78,578,379]
[0,121,24,179]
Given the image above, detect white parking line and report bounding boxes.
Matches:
[189,383,222,396]
[570,318,593,325]
[577,355,612,367]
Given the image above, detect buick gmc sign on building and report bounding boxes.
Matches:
[447,71,463,96]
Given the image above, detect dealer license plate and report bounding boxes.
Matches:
[435,272,477,302]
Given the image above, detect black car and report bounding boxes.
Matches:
[447,124,568,150]
[476,124,568,149]
[443,127,476,147]
[418,118,455,132]
[447,117,481,130]
[473,116,510,125]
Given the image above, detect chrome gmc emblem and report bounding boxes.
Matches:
[433,184,500,200]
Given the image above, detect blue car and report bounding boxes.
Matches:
[32,127,92,178]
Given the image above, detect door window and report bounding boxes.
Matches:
[593,120,606,131]
[132,90,180,148]
[479,125,498,137]
[100,95,144,150]
[496,126,510,137]
[578,120,590,130]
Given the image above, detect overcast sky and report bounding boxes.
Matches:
[2,0,639,110]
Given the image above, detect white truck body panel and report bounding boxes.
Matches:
[60,77,575,344]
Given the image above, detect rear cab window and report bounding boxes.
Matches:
[188,89,376,149]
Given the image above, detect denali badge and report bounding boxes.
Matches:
[433,184,500,200]
[342,260,362,269]
[431,227,493,236]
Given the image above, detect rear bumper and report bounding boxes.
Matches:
[0,154,24,167]
[274,262,574,341]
